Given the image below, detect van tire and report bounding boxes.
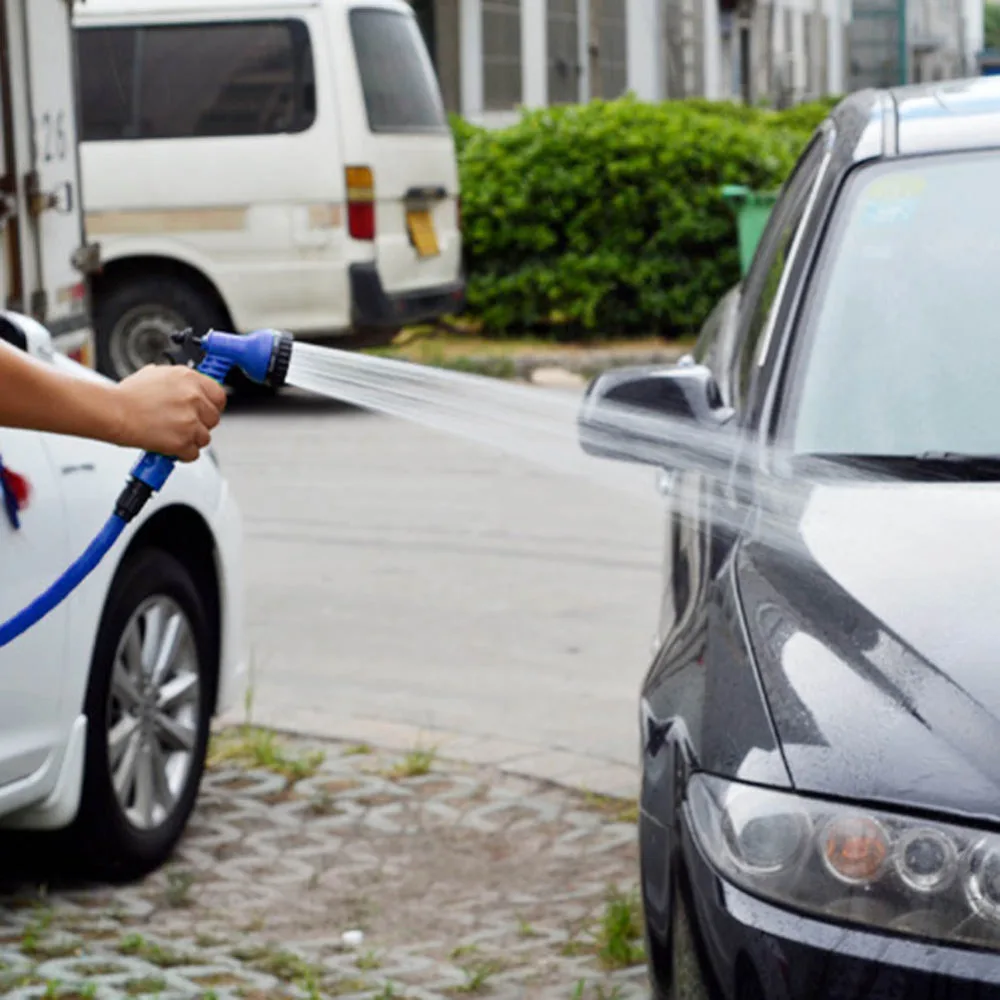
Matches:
[94,276,230,382]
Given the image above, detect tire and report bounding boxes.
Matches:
[94,275,229,381]
[641,854,674,1000]
[69,548,215,881]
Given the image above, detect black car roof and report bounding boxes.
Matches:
[830,75,1000,161]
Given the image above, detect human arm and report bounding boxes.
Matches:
[0,340,227,462]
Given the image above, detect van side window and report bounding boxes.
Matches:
[77,20,316,142]
[76,28,137,141]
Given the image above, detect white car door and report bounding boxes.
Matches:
[0,427,71,785]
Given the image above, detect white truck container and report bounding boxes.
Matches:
[0,0,98,365]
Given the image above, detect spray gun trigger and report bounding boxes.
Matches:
[162,328,206,369]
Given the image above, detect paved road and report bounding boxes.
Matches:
[0,737,646,1000]
[213,386,665,796]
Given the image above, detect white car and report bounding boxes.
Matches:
[0,312,247,879]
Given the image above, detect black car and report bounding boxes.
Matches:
[578,78,1000,998]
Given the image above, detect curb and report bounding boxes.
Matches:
[215,712,639,802]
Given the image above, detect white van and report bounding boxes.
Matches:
[73,0,464,381]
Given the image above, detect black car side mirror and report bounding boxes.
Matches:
[577,362,735,472]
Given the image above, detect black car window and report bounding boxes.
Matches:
[786,148,1000,459]
[731,135,826,416]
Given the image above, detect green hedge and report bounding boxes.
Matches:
[453,96,835,339]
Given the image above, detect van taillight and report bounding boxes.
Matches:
[456,195,462,231]
[346,166,375,241]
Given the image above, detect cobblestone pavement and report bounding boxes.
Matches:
[0,733,648,1000]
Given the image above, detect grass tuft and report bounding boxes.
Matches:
[385,746,436,781]
[208,727,325,784]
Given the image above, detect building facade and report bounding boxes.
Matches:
[847,0,982,90]
[711,0,853,104]
[410,0,980,125]
[411,0,853,123]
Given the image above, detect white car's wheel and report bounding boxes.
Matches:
[71,548,214,880]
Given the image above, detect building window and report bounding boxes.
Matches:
[804,11,816,95]
[432,0,461,113]
[404,0,460,115]
[817,13,829,95]
[77,20,316,141]
[547,0,580,104]
[664,0,705,98]
[482,0,522,110]
[598,0,628,99]
[847,0,905,90]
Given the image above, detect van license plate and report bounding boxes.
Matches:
[407,209,440,258]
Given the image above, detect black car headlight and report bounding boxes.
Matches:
[687,773,1000,950]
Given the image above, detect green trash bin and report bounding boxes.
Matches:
[721,184,778,277]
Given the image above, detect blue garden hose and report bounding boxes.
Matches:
[0,328,293,650]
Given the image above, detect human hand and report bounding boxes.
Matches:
[110,365,227,461]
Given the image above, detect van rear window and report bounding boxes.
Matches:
[349,9,447,133]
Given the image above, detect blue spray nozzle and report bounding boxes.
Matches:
[170,328,294,388]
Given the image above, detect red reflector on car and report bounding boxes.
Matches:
[348,201,376,241]
[346,165,375,241]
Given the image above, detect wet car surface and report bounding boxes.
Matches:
[579,77,1000,999]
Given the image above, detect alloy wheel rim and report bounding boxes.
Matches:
[106,595,201,831]
[109,307,185,377]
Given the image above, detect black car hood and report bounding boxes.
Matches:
[736,479,1000,826]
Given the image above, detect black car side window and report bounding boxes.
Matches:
[732,135,827,415]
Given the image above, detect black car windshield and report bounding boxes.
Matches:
[789,149,1000,460]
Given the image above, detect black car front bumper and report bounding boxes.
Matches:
[663,821,1000,1000]
[349,263,465,328]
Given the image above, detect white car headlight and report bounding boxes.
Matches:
[687,773,1000,950]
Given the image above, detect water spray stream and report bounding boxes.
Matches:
[284,343,889,563]
[0,328,969,653]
